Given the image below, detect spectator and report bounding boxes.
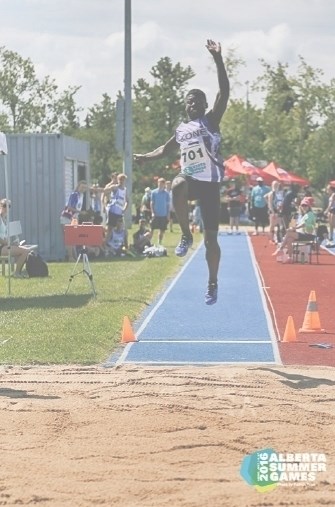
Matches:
[104,173,129,237]
[101,172,117,220]
[105,217,128,257]
[324,184,335,245]
[281,183,299,229]
[250,177,269,235]
[303,185,314,199]
[140,187,152,222]
[0,198,33,278]
[272,197,316,262]
[192,201,204,233]
[265,180,285,243]
[60,180,88,261]
[226,179,243,234]
[150,178,170,245]
[166,180,176,232]
[132,218,153,254]
[90,183,104,217]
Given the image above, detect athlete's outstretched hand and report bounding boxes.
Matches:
[133,153,145,163]
[206,39,221,57]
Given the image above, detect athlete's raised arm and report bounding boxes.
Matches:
[206,39,230,124]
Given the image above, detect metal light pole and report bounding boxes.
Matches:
[245,80,249,155]
[123,0,132,227]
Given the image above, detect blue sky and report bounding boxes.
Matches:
[0,0,334,115]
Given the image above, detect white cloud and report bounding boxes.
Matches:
[0,0,334,116]
[226,24,295,66]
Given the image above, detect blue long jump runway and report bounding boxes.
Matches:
[114,233,281,366]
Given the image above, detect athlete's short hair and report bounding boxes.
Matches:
[186,89,207,101]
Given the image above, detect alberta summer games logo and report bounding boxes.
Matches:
[240,448,327,492]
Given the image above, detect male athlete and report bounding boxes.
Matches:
[134,39,230,305]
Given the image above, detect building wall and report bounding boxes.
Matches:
[0,133,90,261]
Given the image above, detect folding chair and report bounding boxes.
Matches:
[292,237,319,264]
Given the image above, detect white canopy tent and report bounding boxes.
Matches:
[0,131,12,295]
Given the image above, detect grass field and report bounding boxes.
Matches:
[0,228,202,365]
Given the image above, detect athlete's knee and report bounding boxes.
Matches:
[204,230,219,248]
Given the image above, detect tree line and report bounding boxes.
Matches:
[1,45,335,204]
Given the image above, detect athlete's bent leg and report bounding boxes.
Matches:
[172,176,193,257]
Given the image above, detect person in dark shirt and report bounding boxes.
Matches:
[281,184,299,229]
[226,180,243,234]
[132,218,153,254]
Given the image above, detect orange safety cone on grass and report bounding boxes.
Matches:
[282,316,297,342]
[299,290,325,333]
[121,316,137,343]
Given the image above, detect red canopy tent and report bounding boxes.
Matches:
[263,161,310,186]
[224,155,275,185]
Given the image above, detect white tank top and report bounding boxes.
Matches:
[108,229,125,250]
[175,113,223,182]
[108,187,127,215]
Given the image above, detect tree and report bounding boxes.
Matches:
[302,78,335,186]
[48,86,82,133]
[0,46,82,133]
[220,99,264,160]
[255,59,329,181]
[76,93,123,184]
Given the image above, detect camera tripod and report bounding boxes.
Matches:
[65,246,97,298]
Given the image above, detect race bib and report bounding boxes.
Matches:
[181,144,206,176]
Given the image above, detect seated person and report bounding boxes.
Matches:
[0,198,33,278]
[104,217,128,257]
[272,197,316,262]
[132,218,153,254]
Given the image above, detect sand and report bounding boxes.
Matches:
[1,363,334,506]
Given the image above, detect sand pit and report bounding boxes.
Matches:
[1,364,334,506]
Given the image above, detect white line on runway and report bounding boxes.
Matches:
[138,340,272,344]
[122,361,278,365]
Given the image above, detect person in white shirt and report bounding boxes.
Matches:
[0,199,32,278]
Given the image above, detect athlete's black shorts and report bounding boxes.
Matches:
[107,212,123,227]
[178,175,221,231]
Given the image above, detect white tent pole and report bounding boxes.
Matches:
[0,132,11,295]
[4,155,11,295]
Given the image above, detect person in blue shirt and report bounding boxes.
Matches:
[250,177,269,235]
[150,178,170,245]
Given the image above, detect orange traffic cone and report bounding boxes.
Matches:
[121,316,137,343]
[282,316,297,342]
[299,290,325,333]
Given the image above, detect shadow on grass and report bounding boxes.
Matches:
[255,367,335,389]
[104,297,151,306]
[0,388,60,399]
[0,294,152,310]
[0,294,92,311]
[91,255,147,263]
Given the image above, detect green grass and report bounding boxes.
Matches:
[0,228,202,365]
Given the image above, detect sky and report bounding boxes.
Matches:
[0,0,335,117]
